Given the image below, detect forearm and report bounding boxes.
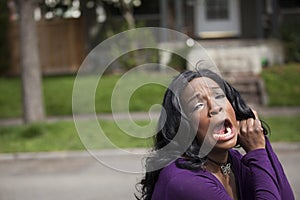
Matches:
[242,149,281,199]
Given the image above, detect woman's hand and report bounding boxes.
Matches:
[237,110,265,153]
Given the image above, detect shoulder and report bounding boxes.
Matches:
[153,160,228,200]
[158,160,203,186]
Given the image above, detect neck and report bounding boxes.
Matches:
[207,157,227,166]
[208,149,229,164]
[205,150,230,174]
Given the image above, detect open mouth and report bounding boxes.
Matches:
[212,119,235,141]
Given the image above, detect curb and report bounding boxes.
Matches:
[0,148,149,161]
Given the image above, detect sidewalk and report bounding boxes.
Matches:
[1,106,300,126]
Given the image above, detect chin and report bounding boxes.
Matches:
[215,136,238,150]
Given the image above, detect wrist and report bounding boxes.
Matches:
[242,148,268,165]
[244,146,265,153]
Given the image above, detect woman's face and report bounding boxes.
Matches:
[181,77,238,151]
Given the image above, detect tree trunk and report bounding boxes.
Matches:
[19,0,45,123]
[123,9,135,30]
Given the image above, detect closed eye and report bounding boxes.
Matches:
[215,94,225,99]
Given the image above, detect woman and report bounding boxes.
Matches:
[136,69,294,200]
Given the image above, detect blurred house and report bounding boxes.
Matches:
[158,0,299,106]
[7,0,300,76]
[158,0,298,71]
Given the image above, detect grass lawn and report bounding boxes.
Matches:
[261,115,300,142]
[0,115,299,153]
[0,63,300,153]
[0,73,169,118]
[0,63,300,118]
[0,77,22,118]
[0,120,154,153]
[261,63,300,106]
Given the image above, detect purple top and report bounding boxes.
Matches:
[151,138,295,200]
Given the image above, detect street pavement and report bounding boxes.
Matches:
[0,106,299,199]
[0,149,146,200]
[0,143,300,200]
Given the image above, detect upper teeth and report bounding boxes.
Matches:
[226,127,231,134]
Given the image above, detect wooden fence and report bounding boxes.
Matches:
[8,17,86,75]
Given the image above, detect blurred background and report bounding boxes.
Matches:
[0,0,300,199]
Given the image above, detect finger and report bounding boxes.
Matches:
[254,119,263,132]
[236,121,240,136]
[247,118,254,126]
[247,118,255,133]
[240,120,247,134]
[257,118,262,128]
[252,109,259,120]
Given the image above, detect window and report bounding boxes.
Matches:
[205,0,229,20]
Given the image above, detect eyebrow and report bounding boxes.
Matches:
[186,86,222,103]
[210,86,221,90]
[187,93,201,104]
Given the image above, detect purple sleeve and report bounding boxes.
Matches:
[265,138,295,200]
[241,137,295,200]
[164,174,234,200]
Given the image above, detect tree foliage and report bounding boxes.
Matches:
[38,0,141,29]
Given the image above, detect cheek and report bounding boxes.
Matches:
[191,112,209,139]
[226,103,239,127]
[226,107,235,119]
[189,113,200,132]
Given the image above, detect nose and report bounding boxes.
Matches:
[208,99,223,117]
